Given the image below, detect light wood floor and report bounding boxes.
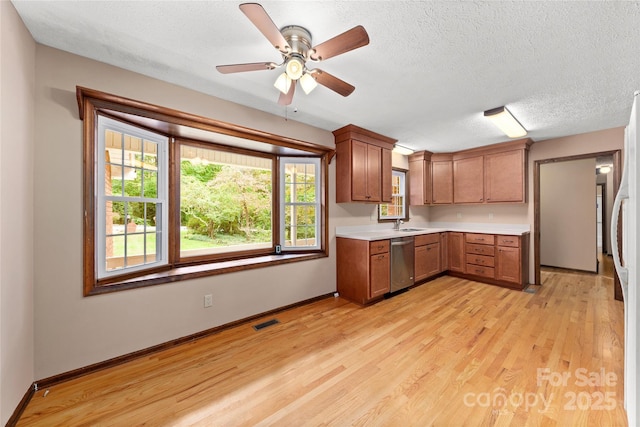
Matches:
[18,264,626,426]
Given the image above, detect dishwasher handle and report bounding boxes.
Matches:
[391,240,414,247]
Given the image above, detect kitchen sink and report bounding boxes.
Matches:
[398,228,425,232]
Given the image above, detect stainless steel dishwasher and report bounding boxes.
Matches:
[390,236,415,292]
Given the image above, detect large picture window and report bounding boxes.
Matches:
[81,87,329,295]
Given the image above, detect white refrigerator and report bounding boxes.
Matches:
[612,90,639,425]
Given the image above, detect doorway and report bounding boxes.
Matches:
[533,150,622,292]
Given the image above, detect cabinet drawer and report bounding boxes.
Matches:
[465,243,496,256]
[466,264,495,278]
[496,235,519,247]
[465,233,495,245]
[466,254,495,268]
[415,233,440,246]
[370,240,390,255]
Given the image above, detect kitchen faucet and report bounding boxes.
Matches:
[394,218,404,230]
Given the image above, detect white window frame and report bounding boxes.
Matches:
[379,169,408,220]
[96,116,169,279]
[279,157,322,251]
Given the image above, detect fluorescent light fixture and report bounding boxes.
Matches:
[285,57,304,80]
[393,145,414,155]
[484,106,527,138]
[274,72,291,94]
[299,73,318,94]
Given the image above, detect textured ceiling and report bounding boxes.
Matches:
[11,0,640,152]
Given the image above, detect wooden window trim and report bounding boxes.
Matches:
[78,86,332,296]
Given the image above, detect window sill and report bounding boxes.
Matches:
[88,252,328,296]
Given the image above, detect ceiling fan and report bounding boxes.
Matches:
[216,3,369,105]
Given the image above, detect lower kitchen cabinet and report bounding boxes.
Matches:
[448,232,465,273]
[415,233,440,282]
[337,237,390,305]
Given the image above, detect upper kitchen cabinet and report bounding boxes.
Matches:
[484,149,526,203]
[453,154,485,204]
[453,139,532,205]
[333,124,396,203]
[431,154,453,204]
[409,151,432,205]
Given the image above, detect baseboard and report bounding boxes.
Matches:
[5,383,35,427]
[15,292,333,419]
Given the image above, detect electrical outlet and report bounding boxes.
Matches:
[204,294,213,308]
[488,213,494,220]
[457,212,462,219]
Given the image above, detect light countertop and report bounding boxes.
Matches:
[335,222,530,241]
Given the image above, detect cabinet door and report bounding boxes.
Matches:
[440,232,448,272]
[448,232,465,272]
[370,252,390,298]
[366,144,382,202]
[432,160,453,204]
[425,243,440,277]
[454,156,484,203]
[350,140,369,201]
[381,148,392,203]
[409,159,431,205]
[496,246,521,284]
[485,149,525,203]
[414,245,429,282]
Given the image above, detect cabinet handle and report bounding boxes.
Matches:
[378,255,385,260]
[503,240,514,243]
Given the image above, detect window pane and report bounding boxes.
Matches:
[179,145,273,257]
[98,116,168,279]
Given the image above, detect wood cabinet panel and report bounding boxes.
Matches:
[409,153,432,205]
[431,160,453,204]
[496,246,521,284]
[454,156,484,204]
[496,235,519,247]
[415,233,440,246]
[466,243,496,256]
[350,140,368,201]
[440,232,448,272]
[466,264,495,278]
[370,240,390,255]
[370,252,390,298]
[466,254,495,268]
[485,149,525,203]
[365,143,382,201]
[466,233,495,245]
[415,242,440,282]
[448,232,465,273]
[381,148,392,203]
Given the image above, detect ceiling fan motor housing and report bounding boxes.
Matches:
[281,25,312,58]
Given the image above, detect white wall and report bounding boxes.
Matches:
[0,2,36,424]
[540,158,597,271]
[32,44,375,380]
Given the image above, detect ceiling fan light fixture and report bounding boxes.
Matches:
[274,72,292,94]
[285,57,304,80]
[299,72,318,94]
[484,106,527,138]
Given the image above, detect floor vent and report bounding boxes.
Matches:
[252,318,280,331]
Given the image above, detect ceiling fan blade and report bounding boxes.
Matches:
[309,25,369,61]
[278,80,296,105]
[239,3,290,53]
[312,69,355,97]
[216,62,276,74]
